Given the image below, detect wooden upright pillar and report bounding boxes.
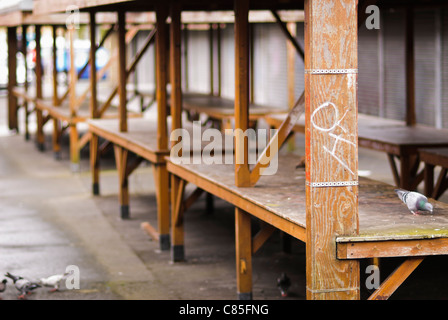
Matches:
[118,11,127,132]
[90,11,100,195]
[22,25,30,140]
[7,27,18,132]
[35,25,45,151]
[234,0,251,187]
[90,12,98,119]
[305,0,360,300]
[155,2,170,250]
[170,1,184,261]
[52,25,62,160]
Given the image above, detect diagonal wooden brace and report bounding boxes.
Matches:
[368,257,425,300]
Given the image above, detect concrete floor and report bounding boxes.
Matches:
[1,93,448,300]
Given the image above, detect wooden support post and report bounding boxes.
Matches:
[171,175,185,261]
[170,1,182,135]
[170,1,183,260]
[7,26,18,132]
[249,23,254,103]
[52,26,62,159]
[405,7,415,127]
[90,12,99,194]
[234,0,251,187]
[35,25,45,151]
[118,11,127,132]
[91,133,100,195]
[114,145,129,219]
[67,26,80,171]
[235,207,252,300]
[305,0,360,300]
[154,164,170,250]
[90,12,98,119]
[22,25,30,140]
[156,3,169,150]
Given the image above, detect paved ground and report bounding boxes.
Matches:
[1,93,448,300]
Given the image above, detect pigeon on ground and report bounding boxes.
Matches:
[0,279,6,293]
[0,279,7,300]
[395,189,434,215]
[38,273,69,292]
[5,272,41,299]
[277,273,291,297]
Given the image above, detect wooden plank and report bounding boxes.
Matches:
[234,0,251,187]
[88,119,168,164]
[368,257,424,300]
[235,207,252,300]
[118,11,127,132]
[166,159,307,243]
[7,26,18,131]
[304,0,359,300]
[337,238,448,259]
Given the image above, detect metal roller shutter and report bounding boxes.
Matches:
[383,9,406,121]
[252,23,288,109]
[414,8,437,127]
[358,23,380,116]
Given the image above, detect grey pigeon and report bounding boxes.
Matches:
[0,279,6,293]
[395,189,434,215]
[5,272,41,299]
[277,273,291,297]
[0,279,6,300]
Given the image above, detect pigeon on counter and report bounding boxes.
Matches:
[395,189,434,215]
[277,273,291,297]
[5,272,41,299]
[39,273,69,292]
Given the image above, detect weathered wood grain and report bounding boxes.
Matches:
[305,0,359,300]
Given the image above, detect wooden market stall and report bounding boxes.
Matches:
[31,0,448,301]
[0,0,70,141]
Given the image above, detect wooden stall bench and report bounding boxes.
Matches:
[167,153,448,300]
